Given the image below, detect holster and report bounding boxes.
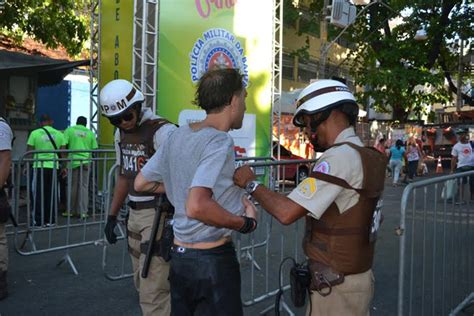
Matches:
[308,260,345,296]
[290,262,311,307]
[0,190,11,224]
[158,212,174,262]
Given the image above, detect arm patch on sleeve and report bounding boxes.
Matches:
[295,177,317,199]
[313,161,330,174]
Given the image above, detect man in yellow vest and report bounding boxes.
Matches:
[234,79,387,316]
[63,116,98,219]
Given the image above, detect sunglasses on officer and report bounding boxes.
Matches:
[108,111,135,126]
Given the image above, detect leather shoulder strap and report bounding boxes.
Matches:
[310,172,380,198]
[41,127,58,150]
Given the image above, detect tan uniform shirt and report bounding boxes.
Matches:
[288,127,363,219]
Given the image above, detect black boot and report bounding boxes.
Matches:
[0,270,8,300]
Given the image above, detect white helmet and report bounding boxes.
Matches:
[293,79,358,127]
[99,79,144,117]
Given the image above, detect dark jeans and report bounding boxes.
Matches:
[408,160,418,180]
[169,242,243,316]
[30,168,57,225]
[455,166,474,192]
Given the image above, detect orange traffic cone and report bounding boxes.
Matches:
[436,156,443,173]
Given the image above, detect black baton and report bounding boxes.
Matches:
[141,196,163,278]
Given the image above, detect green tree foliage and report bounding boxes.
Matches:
[0,0,89,57]
[285,0,473,122]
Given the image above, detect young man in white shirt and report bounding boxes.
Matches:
[450,128,474,201]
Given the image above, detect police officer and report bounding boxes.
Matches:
[0,116,13,299]
[100,79,176,315]
[234,79,387,315]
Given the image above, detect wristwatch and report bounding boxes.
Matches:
[245,180,260,195]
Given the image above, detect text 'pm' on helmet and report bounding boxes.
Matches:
[99,79,145,117]
[293,79,357,127]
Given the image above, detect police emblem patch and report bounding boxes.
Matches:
[313,161,330,174]
[295,177,317,199]
[189,28,249,86]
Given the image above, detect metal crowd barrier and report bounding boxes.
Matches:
[398,171,474,316]
[101,163,133,281]
[236,158,317,314]
[10,149,115,274]
[100,157,317,283]
[8,148,319,312]
[99,156,318,312]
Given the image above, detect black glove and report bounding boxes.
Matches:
[104,215,118,244]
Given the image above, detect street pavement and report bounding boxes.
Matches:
[0,167,465,315]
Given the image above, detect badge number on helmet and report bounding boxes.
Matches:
[296,177,317,199]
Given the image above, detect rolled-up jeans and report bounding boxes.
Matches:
[169,241,243,316]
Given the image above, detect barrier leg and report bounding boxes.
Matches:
[56,251,79,275]
[241,249,262,271]
[19,231,37,252]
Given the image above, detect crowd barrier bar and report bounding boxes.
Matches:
[398,171,474,316]
[11,149,115,275]
[101,163,133,281]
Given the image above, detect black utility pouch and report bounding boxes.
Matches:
[290,262,311,307]
[0,191,11,224]
[158,214,174,262]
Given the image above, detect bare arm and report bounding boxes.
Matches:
[134,172,165,194]
[186,187,249,230]
[109,175,130,217]
[233,165,307,225]
[0,150,12,186]
[451,156,458,173]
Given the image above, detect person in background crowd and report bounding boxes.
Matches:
[233,79,387,316]
[62,116,98,219]
[388,139,406,187]
[0,116,13,300]
[374,136,386,154]
[27,114,65,226]
[450,128,474,202]
[100,79,176,316]
[134,68,257,316]
[405,138,423,182]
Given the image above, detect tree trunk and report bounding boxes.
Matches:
[392,104,409,123]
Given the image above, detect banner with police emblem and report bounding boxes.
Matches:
[157,1,274,157]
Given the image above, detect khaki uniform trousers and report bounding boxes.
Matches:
[70,165,90,215]
[307,269,374,316]
[0,223,7,271]
[128,207,170,316]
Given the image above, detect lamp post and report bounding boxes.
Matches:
[319,0,395,79]
[456,37,464,112]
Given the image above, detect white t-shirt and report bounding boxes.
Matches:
[0,118,13,151]
[451,142,473,168]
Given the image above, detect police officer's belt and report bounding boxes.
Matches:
[127,200,156,210]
